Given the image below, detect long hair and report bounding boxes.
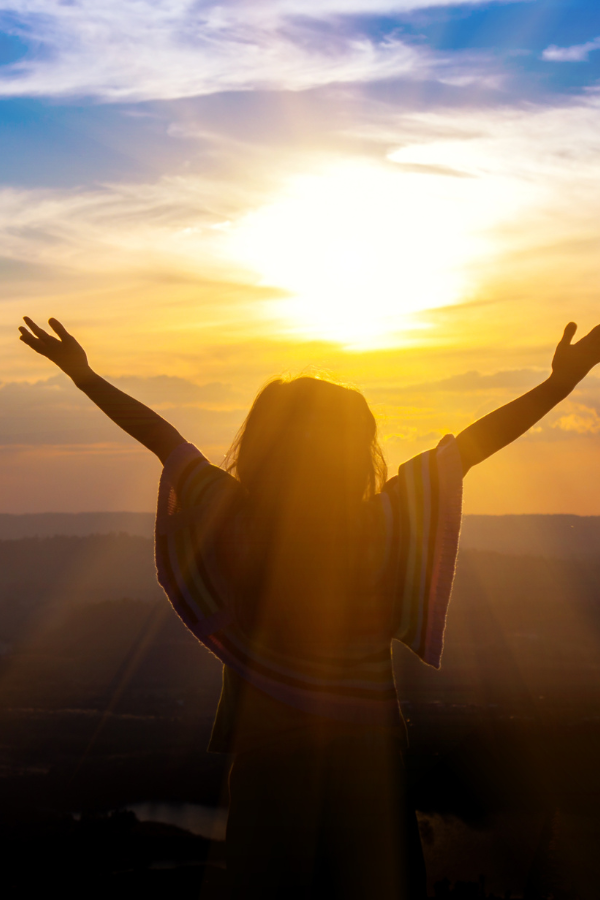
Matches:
[224,375,386,500]
[223,376,387,655]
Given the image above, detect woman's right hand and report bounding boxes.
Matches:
[19,315,186,462]
[19,317,92,385]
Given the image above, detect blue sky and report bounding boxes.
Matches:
[1,1,600,188]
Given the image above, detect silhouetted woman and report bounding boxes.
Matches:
[19,315,600,898]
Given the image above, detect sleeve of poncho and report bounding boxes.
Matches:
[154,442,240,646]
[381,434,463,669]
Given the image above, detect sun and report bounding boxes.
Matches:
[226,159,518,349]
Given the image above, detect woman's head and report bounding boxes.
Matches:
[224,375,387,651]
[225,375,386,502]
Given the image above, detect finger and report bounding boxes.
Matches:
[18,326,35,343]
[18,330,45,353]
[48,318,71,340]
[559,322,577,345]
[23,316,52,341]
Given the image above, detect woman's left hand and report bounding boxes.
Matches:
[550,321,600,391]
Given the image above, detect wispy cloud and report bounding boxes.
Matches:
[0,374,246,448]
[0,0,519,102]
[377,368,546,396]
[542,37,600,64]
[0,174,253,279]
[0,2,421,102]
[4,89,600,270]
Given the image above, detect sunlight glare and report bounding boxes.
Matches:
[227,160,523,348]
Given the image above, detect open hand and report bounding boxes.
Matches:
[551,322,600,390]
[19,317,92,384]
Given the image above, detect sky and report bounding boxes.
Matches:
[2,0,600,514]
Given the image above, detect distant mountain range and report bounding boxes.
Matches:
[0,512,156,539]
[461,514,600,559]
[0,512,599,558]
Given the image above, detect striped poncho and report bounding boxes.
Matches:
[155,435,463,726]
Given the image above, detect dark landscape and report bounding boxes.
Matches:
[1,515,599,898]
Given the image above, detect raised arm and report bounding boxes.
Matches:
[19,317,186,464]
[456,322,600,475]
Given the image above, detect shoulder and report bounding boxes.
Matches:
[372,435,462,532]
[162,441,242,509]
[382,434,460,493]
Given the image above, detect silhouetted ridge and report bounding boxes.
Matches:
[0,511,154,539]
[2,512,599,558]
[461,514,600,558]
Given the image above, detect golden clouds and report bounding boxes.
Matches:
[553,405,600,436]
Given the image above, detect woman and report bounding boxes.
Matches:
[18,315,600,898]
